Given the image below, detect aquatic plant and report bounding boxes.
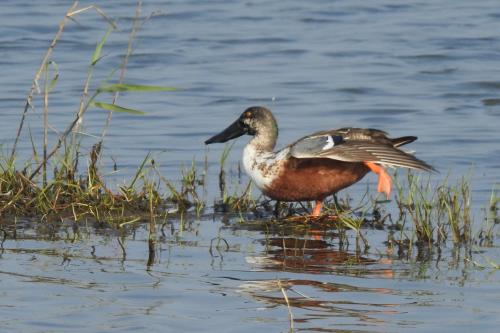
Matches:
[0,2,178,225]
[395,171,471,246]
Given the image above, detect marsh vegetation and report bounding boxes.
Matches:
[0,3,498,270]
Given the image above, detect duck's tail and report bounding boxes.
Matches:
[388,136,437,172]
[391,136,417,147]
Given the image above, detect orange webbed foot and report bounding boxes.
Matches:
[364,162,392,198]
[376,170,392,198]
[312,200,322,217]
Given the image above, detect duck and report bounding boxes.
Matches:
[205,106,434,216]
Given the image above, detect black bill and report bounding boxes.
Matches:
[205,119,247,144]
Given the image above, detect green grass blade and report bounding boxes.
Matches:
[92,101,146,115]
[97,83,177,93]
[92,27,113,65]
[28,126,39,163]
[47,61,59,92]
[129,152,151,190]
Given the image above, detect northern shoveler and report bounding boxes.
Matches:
[205,106,434,216]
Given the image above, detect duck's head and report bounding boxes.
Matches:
[205,106,278,148]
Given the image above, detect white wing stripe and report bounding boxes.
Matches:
[322,136,335,150]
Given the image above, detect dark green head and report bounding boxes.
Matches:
[205,106,278,146]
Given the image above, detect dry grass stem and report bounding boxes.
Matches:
[278,279,295,332]
[11,1,79,160]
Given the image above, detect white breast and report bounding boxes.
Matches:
[242,144,287,190]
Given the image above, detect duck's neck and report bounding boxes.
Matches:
[242,127,279,191]
[248,122,278,152]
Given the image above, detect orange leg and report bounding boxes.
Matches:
[312,200,323,217]
[364,162,392,198]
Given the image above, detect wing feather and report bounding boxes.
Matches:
[289,128,435,172]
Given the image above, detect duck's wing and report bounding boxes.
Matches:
[289,128,435,172]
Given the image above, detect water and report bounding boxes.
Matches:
[0,221,498,332]
[0,0,499,332]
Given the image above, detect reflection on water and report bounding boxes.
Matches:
[239,278,403,331]
[239,233,403,331]
[248,237,377,274]
[228,218,498,332]
[0,217,498,332]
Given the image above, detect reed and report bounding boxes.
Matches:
[0,2,177,226]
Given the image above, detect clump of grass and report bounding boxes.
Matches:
[0,3,188,226]
[439,177,472,244]
[477,186,499,246]
[153,159,205,215]
[391,170,473,249]
[0,150,174,225]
